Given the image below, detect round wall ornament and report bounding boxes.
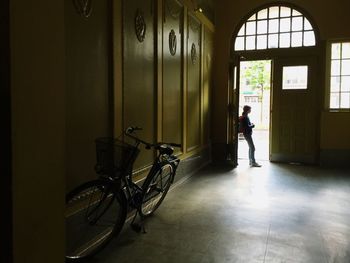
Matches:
[135,9,146,42]
[73,0,93,18]
[169,29,177,56]
[191,43,197,65]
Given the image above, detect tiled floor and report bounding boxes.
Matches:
[93,161,350,263]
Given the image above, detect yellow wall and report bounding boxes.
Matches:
[321,112,350,149]
[11,0,65,262]
[213,0,350,161]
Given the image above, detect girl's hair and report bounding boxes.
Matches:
[242,105,251,115]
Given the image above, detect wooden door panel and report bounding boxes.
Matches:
[271,58,317,163]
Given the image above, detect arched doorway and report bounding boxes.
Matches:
[228,4,320,165]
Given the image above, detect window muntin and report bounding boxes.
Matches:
[234,6,316,51]
[329,42,350,109]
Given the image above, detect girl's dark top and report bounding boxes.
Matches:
[241,115,255,136]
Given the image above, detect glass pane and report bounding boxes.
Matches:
[257,35,267,50]
[342,43,350,59]
[248,14,256,21]
[237,24,245,36]
[280,18,291,32]
[292,17,303,31]
[269,6,279,18]
[246,36,256,50]
[341,76,350,91]
[257,9,268,19]
[257,20,267,34]
[235,37,245,51]
[332,43,341,59]
[304,18,312,30]
[341,60,350,75]
[331,60,341,76]
[340,92,350,108]
[268,19,279,33]
[304,31,315,46]
[331,76,340,92]
[291,32,303,47]
[292,9,302,16]
[282,66,308,90]
[279,33,290,48]
[280,7,291,17]
[246,21,256,35]
[268,34,278,48]
[330,93,340,108]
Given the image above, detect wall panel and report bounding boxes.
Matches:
[162,0,183,148]
[186,14,201,152]
[123,0,155,169]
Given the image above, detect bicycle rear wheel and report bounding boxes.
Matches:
[65,179,127,262]
[139,162,174,217]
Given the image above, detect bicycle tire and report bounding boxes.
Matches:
[139,161,174,217]
[65,179,127,262]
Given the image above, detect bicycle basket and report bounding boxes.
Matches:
[95,137,139,177]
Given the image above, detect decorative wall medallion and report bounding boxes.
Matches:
[169,30,177,56]
[191,43,197,65]
[73,0,93,18]
[135,9,146,42]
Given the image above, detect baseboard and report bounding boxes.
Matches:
[320,149,350,168]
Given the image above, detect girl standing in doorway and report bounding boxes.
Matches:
[239,105,261,167]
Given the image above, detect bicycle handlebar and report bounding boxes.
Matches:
[125,126,181,149]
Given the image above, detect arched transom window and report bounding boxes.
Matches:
[234,6,316,51]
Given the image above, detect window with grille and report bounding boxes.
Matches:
[234,6,316,51]
[329,42,350,109]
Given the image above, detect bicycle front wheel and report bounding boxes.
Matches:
[65,179,127,262]
[139,162,174,217]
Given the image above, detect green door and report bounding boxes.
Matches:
[271,57,318,163]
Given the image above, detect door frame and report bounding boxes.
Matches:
[229,47,322,165]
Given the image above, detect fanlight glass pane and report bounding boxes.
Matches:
[304,31,315,46]
[235,37,245,51]
[304,18,312,30]
[257,20,267,34]
[269,19,279,33]
[246,21,256,35]
[291,32,303,47]
[268,34,278,48]
[280,7,291,17]
[279,33,290,48]
[246,36,256,50]
[282,66,308,90]
[269,7,279,18]
[292,17,303,31]
[280,18,291,32]
[237,24,245,36]
[257,9,268,19]
[257,35,267,49]
[248,14,256,21]
[292,10,302,16]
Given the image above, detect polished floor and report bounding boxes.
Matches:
[94,161,350,263]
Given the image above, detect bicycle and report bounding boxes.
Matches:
[65,126,181,262]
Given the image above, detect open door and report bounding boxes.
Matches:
[271,57,318,163]
[227,55,240,166]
